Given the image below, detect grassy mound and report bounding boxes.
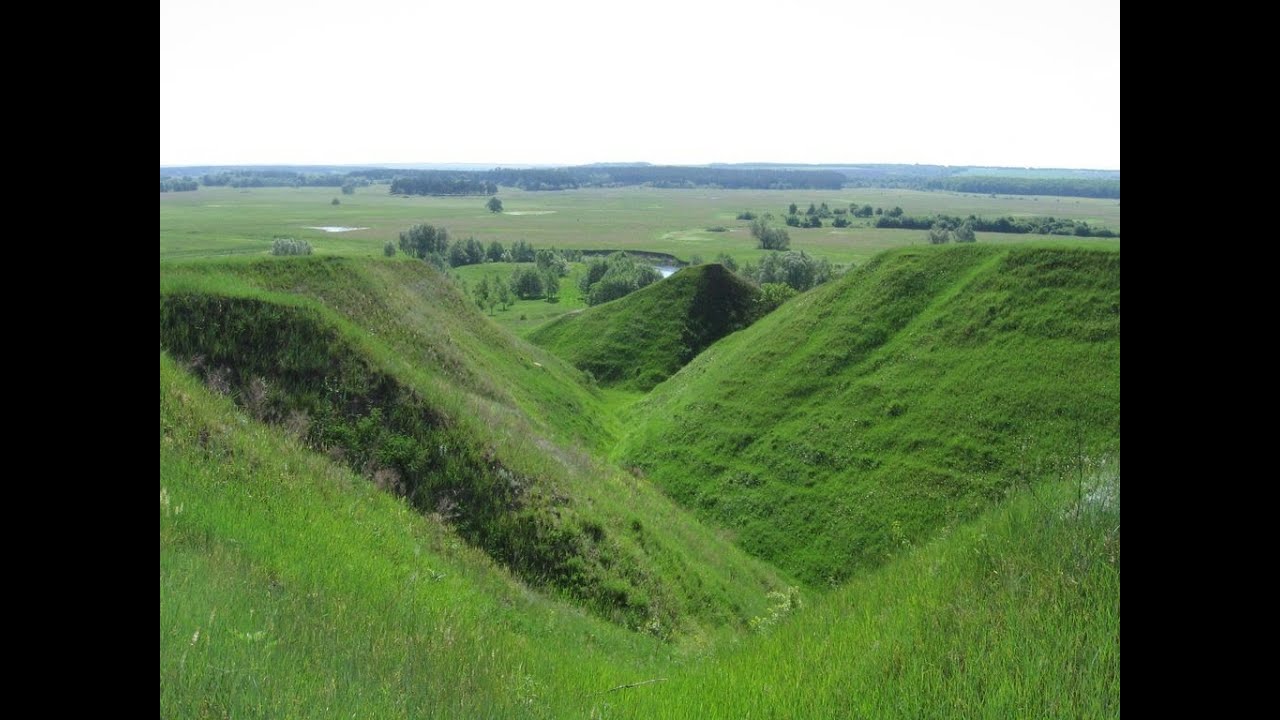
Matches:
[617,245,1120,584]
[530,264,762,391]
[160,257,788,635]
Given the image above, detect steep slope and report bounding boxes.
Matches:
[610,468,1121,718]
[159,257,788,635]
[617,244,1121,584]
[161,352,667,717]
[529,264,762,391]
[162,351,1118,717]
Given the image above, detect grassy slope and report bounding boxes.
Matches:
[530,264,762,391]
[160,353,670,718]
[159,257,788,636]
[617,244,1120,584]
[163,353,1117,716]
[609,469,1120,719]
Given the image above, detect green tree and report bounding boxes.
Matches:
[383,241,396,257]
[953,221,977,243]
[331,198,340,205]
[341,183,356,195]
[788,203,798,215]
[474,275,491,312]
[928,223,952,245]
[486,240,505,262]
[487,196,504,213]
[750,218,791,250]
[497,280,513,309]
[888,206,904,218]
[542,270,560,300]
[755,282,799,316]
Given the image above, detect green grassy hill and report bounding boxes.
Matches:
[161,244,1120,716]
[160,257,789,637]
[530,264,762,390]
[617,244,1120,584]
[163,350,1117,717]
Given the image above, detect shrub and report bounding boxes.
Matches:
[271,237,313,256]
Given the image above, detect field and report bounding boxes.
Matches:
[160,185,1120,266]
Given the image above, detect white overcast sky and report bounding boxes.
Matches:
[160,0,1119,169]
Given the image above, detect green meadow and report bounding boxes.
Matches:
[161,185,1119,266]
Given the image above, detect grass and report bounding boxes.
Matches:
[607,465,1121,718]
[160,256,790,636]
[161,185,1120,268]
[160,231,1119,714]
[530,264,762,390]
[617,244,1121,585]
[163,350,1117,716]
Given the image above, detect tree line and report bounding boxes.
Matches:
[486,165,845,191]
[876,213,1117,237]
[160,177,198,192]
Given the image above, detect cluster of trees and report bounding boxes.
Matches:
[928,222,977,244]
[398,223,582,270]
[398,224,452,267]
[199,170,372,188]
[750,217,792,250]
[160,177,198,192]
[747,201,880,229]
[270,238,313,256]
[741,251,834,292]
[389,174,497,196]
[579,252,662,306]
[876,213,1117,237]
[468,250,576,312]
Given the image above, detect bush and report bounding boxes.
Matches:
[383,241,396,257]
[750,218,792,250]
[579,252,662,306]
[271,238,313,256]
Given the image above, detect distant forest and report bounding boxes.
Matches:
[160,163,1119,198]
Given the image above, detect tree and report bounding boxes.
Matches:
[497,280,513,310]
[952,221,976,243]
[578,252,662,306]
[542,270,560,300]
[887,206,904,218]
[748,250,834,291]
[474,275,492,312]
[487,196,504,213]
[928,223,951,245]
[535,248,569,276]
[750,218,791,250]
[331,198,340,205]
[510,266,544,299]
[788,203,798,215]
[399,224,449,262]
[341,183,356,195]
[486,240,505,263]
[383,241,396,257]
[755,282,799,316]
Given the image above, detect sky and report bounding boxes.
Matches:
[160,0,1119,170]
